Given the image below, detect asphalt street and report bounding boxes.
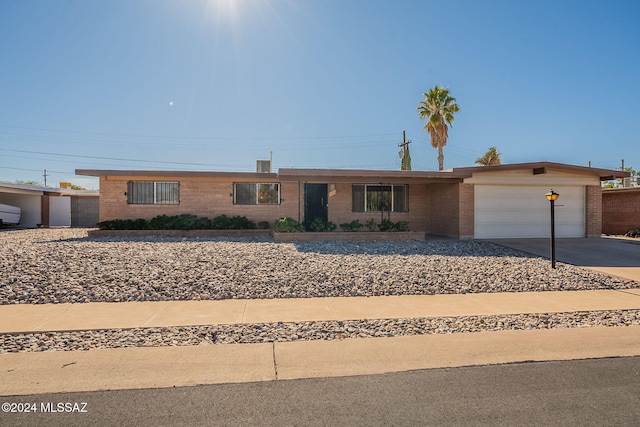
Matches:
[2,357,639,426]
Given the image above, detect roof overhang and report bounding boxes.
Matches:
[75,162,628,184]
[277,168,466,183]
[76,169,278,180]
[452,162,629,181]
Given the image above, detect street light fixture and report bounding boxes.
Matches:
[545,189,559,268]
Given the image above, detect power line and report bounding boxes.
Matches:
[0,148,229,168]
[0,166,75,175]
[0,125,398,142]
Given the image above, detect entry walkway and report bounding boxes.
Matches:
[2,289,640,334]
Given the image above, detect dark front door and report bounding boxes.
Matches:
[304,183,328,230]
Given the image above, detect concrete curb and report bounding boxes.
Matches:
[2,326,639,396]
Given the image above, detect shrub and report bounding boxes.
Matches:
[365,218,377,232]
[228,215,256,230]
[167,214,201,230]
[211,214,232,230]
[97,218,149,230]
[149,215,171,230]
[273,217,304,232]
[309,218,336,232]
[98,214,258,230]
[379,219,410,232]
[257,221,270,229]
[339,220,363,232]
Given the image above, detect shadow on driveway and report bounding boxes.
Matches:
[487,237,640,268]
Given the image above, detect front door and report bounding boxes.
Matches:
[304,183,328,231]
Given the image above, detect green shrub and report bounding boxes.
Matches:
[211,214,232,229]
[149,215,171,230]
[257,221,270,229]
[379,219,409,232]
[365,218,377,232]
[98,214,258,230]
[339,220,363,232]
[378,219,395,232]
[97,218,149,230]
[228,215,256,229]
[310,218,336,232]
[394,221,409,232]
[168,214,200,230]
[273,217,304,232]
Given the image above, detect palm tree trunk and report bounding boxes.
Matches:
[437,146,444,171]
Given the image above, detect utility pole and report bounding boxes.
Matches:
[43,169,49,187]
[398,131,412,171]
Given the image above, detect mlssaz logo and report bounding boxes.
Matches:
[40,402,88,413]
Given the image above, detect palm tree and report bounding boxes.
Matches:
[475,146,501,166]
[417,85,460,171]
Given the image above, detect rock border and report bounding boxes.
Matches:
[87,229,273,238]
[87,229,427,241]
[273,231,426,242]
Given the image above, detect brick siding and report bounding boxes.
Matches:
[98,177,435,232]
[585,185,602,237]
[602,188,640,235]
[428,183,471,238]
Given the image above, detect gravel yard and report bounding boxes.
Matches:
[2,310,639,353]
[0,229,636,305]
[2,229,639,353]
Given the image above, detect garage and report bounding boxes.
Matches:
[474,185,586,239]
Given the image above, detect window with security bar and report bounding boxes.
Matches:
[127,181,180,204]
[352,184,408,212]
[234,183,280,205]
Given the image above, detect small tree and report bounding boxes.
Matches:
[475,147,501,166]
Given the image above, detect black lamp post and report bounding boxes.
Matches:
[545,189,559,268]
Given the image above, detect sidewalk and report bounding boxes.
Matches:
[1,289,640,396]
[2,289,640,334]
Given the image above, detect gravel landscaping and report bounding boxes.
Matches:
[2,310,639,353]
[0,229,636,305]
[2,229,638,353]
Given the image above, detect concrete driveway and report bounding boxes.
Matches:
[488,236,640,282]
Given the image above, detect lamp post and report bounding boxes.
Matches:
[545,189,559,268]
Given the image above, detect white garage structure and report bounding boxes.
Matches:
[464,168,601,239]
[0,182,98,228]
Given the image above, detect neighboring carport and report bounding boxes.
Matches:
[0,182,44,228]
[0,182,98,228]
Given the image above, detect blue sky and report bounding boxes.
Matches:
[1,0,638,189]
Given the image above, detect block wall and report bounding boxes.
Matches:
[602,189,640,235]
[98,177,298,225]
[428,183,461,238]
[585,185,602,237]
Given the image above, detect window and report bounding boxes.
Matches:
[234,183,280,205]
[352,184,408,212]
[127,181,179,205]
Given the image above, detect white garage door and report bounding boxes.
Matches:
[474,185,585,239]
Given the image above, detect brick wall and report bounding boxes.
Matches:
[585,185,602,237]
[98,177,434,231]
[429,183,465,238]
[458,184,475,239]
[602,188,640,235]
[98,177,298,224]
[327,183,429,231]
